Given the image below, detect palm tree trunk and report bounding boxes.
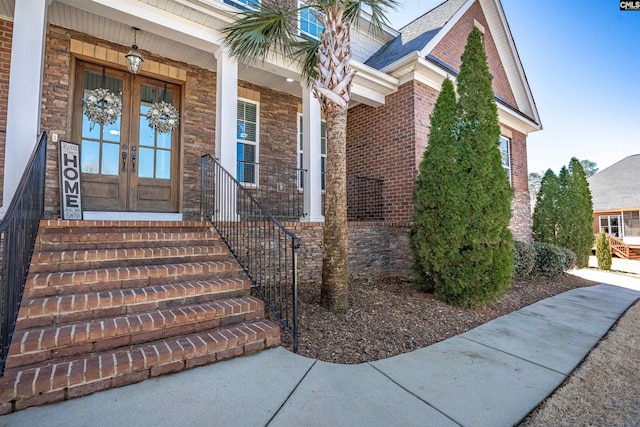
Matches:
[320,103,349,313]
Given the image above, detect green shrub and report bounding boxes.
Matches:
[532,242,574,277]
[560,246,577,270]
[513,241,535,279]
[596,230,612,270]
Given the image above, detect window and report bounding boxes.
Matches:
[499,135,511,184]
[297,114,326,190]
[237,99,259,184]
[299,3,323,39]
[623,211,640,237]
[600,215,621,237]
[223,0,259,11]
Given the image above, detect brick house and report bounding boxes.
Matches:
[588,154,640,259]
[0,0,540,281]
[0,0,541,411]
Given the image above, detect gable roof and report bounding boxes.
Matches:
[588,154,640,211]
[365,0,541,129]
[365,0,468,70]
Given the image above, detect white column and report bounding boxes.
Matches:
[214,46,238,177]
[1,0,48,215]
[301,85,323,222]
[213,47,238,221]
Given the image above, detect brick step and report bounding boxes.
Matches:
[16,277,251,330]
[6,296,264,370]
[0,320,280,414]
[35,232,219,252]
[37,220,213,234]
[24,261,243,299]
[29,245,231,273]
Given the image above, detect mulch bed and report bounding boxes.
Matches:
[278,273,597,364]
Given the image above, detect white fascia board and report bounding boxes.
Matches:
[351,60,398,95]
[397,56,450,89]
[351,84,385,107]
[418,0,474,58]
[497,102,540,134]
[488,0,541,128]
[58,0,225,52]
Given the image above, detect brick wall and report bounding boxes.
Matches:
[283,221,413,284]
[0,19,10,201]
[346,82,418,222]
[430,1,517,108]
[505,126,532,241]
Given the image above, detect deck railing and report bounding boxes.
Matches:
[0,132,48,374]
[201,155,301,352]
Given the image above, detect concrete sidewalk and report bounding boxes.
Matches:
[1,277,638,427]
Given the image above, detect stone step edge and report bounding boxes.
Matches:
[24,261,242,299]
[0,320,281,414]
[29,246,229,273]
[36,231,219,244]
[39,220,212,229]
[16,277,252,329]
[7,297,265,369]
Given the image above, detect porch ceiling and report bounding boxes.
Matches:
[0,0,397,105]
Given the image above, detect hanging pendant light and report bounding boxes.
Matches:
[125,27,144,75]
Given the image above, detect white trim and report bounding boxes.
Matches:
[418,0,475,60]
[1,0,48,216]
[236,97,260,185]
[83,211,183,221]
[58,0,225,52]
[499,135,511,186]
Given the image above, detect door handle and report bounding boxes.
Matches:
[121,151,127,172]
[131,146,137,172]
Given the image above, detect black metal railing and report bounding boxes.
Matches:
[201,155,301,352]
[236,161,306,221]
[0,132,48,374]
[347,175,384,221]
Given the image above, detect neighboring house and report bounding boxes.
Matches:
[588,154,640,246]
[0,0,540,280]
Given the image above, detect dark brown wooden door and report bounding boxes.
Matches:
[73,61,180,212]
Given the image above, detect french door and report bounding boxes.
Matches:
[73,61,181,212]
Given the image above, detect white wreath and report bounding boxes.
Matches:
[83,88,122,130]
[147,101,180,134]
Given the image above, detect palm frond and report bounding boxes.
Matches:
[222,1,299,64]
[293,39,320,84]
[344,0,399,35]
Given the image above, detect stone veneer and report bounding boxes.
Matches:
[284,222,413,283]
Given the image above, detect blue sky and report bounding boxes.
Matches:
[385,0,640,175]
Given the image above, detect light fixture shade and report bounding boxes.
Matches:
[125,45,144,75]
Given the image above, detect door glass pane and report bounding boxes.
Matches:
[103,117,121,142]
[138,84,177,181]
[156,150,171,180]
[157,130,171,149]
[138,147,154,178]
[101,143,119,176]
[81,70,123,176]
[82,114,100,140]
[139,116,155,147]
[81,140,100,174]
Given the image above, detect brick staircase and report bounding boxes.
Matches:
[0,220,280,414]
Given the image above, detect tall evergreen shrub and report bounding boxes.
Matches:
[431,28,513,307]
[411,79,460,293]
[596,230,612,270]
[557,158,594,267]
[532,169,561,244]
